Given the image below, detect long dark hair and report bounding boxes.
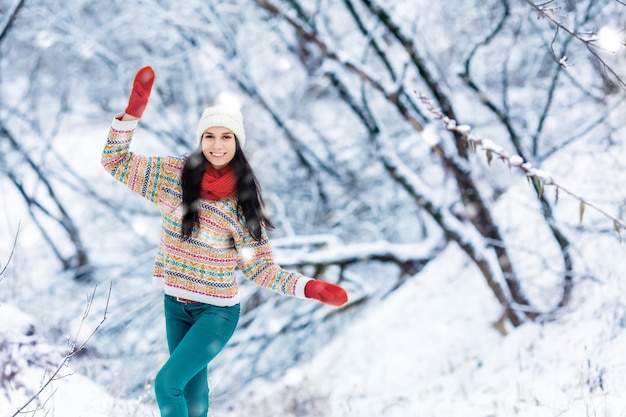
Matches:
[181,137,274,241]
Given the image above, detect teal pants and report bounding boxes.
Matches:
[155,295,240,417]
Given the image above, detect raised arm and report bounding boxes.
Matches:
[102,66,183,203]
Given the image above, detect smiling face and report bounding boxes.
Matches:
[201,126,237,169]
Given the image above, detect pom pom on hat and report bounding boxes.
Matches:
[196,105,246,148]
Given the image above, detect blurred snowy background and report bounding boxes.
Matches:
[1,0,625,416]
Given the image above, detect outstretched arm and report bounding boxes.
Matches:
[235,224,348,307]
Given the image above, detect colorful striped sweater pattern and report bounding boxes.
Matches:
[102,116,311,306]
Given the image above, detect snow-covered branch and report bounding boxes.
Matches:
[275,237,444,277]
[420,93,626,241]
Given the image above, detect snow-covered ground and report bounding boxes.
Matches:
[0,302,157,417]
[218,243,626,417]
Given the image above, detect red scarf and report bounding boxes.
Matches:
[199,164,237,200]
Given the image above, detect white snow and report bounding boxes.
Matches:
[219,243,626,417]
[0,303,36,337]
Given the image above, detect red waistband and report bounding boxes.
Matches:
[176,297,198,304]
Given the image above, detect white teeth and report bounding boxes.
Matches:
[211,153,225,157]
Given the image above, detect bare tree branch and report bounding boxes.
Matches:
[0,0,24,42]
[524,0,626,88]
[0,222,19,279]
[0,122,91,280]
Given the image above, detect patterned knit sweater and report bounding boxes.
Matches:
[102,116,311,306]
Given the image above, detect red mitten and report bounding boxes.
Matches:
[305,280,348,307]
[124,66,155,118]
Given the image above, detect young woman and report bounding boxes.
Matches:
[102,66,348,417]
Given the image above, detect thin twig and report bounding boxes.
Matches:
[11,283,112,417]
[524,0,626,89]
[0,221,20,278]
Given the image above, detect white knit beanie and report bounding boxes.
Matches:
[196,105,246,148]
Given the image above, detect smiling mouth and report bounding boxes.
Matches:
[211,153,226,157]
